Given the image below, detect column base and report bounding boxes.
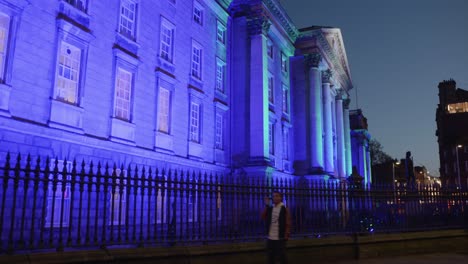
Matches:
[247,156,272,167]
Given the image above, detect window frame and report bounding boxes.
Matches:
[215,112,223,150]
[267,40,274,59]
[113,66,134,122]
[118,0,138,40]
[191,41,203,80]
[215,58,225,93]
[159,17,175,63]
[282,85,289,114]
[189,102,201,143]
[193,1,204,26]
[64,0,88,12]
[216,20,226,45]
[268,73,274,104]
[282,125,289,160]
[281,52,288,73]
[157,86,171,134]
[54,41,82,104]
[269,122,275,155]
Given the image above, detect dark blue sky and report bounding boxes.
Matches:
[282,0,468,176]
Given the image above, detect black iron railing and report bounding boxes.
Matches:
[0,153,467,253]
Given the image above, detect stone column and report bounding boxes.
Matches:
[322,69,334,174]
[331,96,337,176]
[366,144,372,184]
[343,99,352,176]
[305,53,324,171]
[247,15,271,164]
[359,141,367,181]
[336,93,345,178]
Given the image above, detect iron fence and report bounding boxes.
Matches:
[0,153,467,253]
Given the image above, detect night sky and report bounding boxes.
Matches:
[282,0,468,176]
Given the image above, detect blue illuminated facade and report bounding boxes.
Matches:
[0,0,364,181]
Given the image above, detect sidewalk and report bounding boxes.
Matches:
[331,253,468,264]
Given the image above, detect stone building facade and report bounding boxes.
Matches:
[0,0,360,180]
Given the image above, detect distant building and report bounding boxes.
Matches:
[436,79,468,187]
[349,109,372,183]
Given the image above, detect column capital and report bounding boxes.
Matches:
[304,53,322,68]
[335,88,346,100]
[322,69,333,83]
[343,98,351,109]
[247,13,271,36]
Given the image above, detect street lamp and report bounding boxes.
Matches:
[455,144,462,189]
[392,160,400,185]
[392,160,400,204]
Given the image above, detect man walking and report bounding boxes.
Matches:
[261,191,291,264]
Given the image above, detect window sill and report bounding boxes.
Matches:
[188,140,203,159]
[115,32,140,57]
[110,117,136,145]
[58,1,91,31]
[49,99,84,134]
[155,131,174,153]
[0,83,12,117]
[156,56,176,76]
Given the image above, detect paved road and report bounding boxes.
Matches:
[332,253,468,264]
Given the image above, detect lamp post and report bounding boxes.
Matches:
[455,144,462,189]
[392,160,400,204]
[392,160,400,185]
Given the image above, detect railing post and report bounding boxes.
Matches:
[18,154,31,249]
[29,156,41,249]
[347,167,364,260]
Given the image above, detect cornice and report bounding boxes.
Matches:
[297,28,353,92]
[229,0,299,42]
[262,0,298,41]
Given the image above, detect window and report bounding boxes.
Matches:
[189,102,200,142]
[114,67,133,121]
[447,102,468,114]
[187,187,198,222]
[269,122,275,155]
[281,52,288,72]
[215,113,223,149]
[157,87,170,133]
[283,127,289,160]
[282,85,289,114]
[465,161,468,172]
[215,59,225,93]
[445,163,448,174]
[65,0,87,12]
[216,186,222,221]
[193,2,203,25]
[55,42,81,104]
[119,0,137,39]
[0,13,9,81]
[46,160,72,228]
[160,18,174,62]
[267,41,273,59]
[268,75,274,103]
[110,169,127,225]
[154,178,167,224]
[191,43,202,80]
[216,21,226,44]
